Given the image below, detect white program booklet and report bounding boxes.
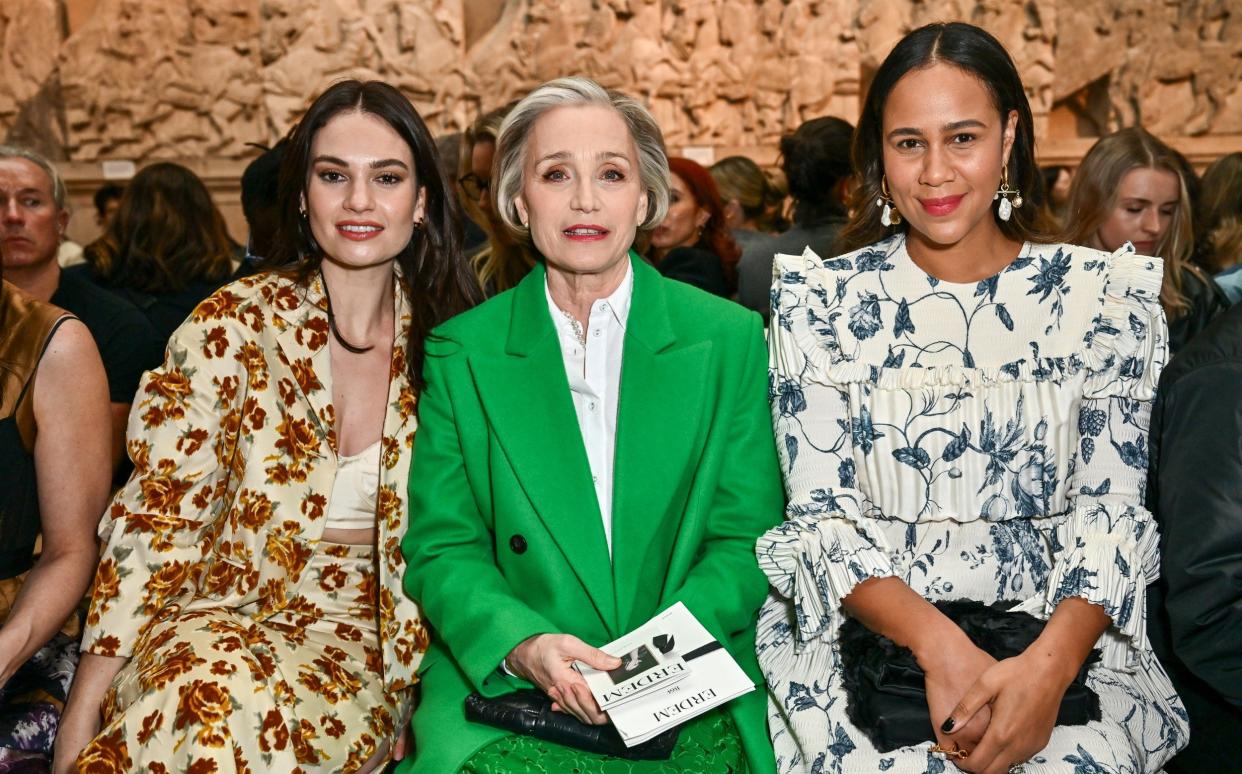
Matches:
[575,602,755,746]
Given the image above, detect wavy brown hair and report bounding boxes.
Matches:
[86,162,235,292]
[267,80,482,393]
[1061,127,1200,321]
[1197,152,1242,274]
[839,22,1050,253]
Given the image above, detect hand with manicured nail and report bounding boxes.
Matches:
[940,650,1068,774]
[942,598,1110,774]
[920,634,996,757]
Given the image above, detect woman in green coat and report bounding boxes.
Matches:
[400,76,785,773]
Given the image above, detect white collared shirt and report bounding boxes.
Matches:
[544,263,633,559]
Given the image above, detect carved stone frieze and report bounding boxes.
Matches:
[0,0,1238,162]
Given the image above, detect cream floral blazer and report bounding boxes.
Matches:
[81,270,428,693]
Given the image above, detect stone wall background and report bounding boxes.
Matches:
[2,0,1239,243]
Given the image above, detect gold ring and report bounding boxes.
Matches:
[930,743,969,760]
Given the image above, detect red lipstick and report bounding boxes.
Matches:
[563,224,609,242]
[336,220,384,241]
[919,195,965,217]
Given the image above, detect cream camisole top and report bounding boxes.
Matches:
[325,440,381,530]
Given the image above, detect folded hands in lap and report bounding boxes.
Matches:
[943,651,1071,774]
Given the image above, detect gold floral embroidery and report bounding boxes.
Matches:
[88,558,122,626]
[76,727,133,770]
[193,290,243,322]
[173,679,231,747]
[82,270,423,717]
[235,341,270,391]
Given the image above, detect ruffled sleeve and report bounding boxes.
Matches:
[1019,245,1167,670]
[757,249,896,646]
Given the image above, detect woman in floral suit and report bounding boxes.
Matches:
[54,81,480,772]
[756,23,1187,774]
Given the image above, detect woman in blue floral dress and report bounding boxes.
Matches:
[755,22,1188,774]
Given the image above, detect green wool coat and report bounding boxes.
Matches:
[399,255,785,773]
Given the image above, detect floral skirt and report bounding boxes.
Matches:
[458,708,747,774]
[76,543,405,773]
[0,571,80,772]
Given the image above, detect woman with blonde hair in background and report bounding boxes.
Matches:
[459,101,536,295]
[1195,152,1242,304]
[1062,127,1227,352]
[710,155,785,247]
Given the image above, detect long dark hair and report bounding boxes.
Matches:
[667,157,742,292]
[780,116,854,228]
[839,22,1049,252]
[86,162,236,292]
[268,80,482,393]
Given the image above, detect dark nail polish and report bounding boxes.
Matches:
[940,717,955,733]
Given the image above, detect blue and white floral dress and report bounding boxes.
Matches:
[756,234,1188,773]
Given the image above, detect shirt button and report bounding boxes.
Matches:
[593,329,601,337]
[509,534,528,554]
[601,303,609,310]
[588,401,596,411]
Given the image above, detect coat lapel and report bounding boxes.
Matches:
[378,279,423,689]
[469,264,618,632]
[610,258,710,631]
[271,273,337,453]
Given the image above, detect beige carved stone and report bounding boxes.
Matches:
[0,0,1238,170]
[0,0,67,155]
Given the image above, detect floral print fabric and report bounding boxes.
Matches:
[756,235,1188,773]
[80,270,427,692]
[77,543,403,772]
[76,271,428,770]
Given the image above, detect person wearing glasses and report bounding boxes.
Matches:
[459,101,536,296]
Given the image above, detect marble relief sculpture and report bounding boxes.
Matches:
[0,0,1239,165]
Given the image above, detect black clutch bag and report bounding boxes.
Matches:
[838,599,1102,752]
[464,689,680,760]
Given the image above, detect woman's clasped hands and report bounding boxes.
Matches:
[938,645,1077,774]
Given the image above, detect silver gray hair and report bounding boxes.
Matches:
[0,145,67,210]
[494,77,669,239]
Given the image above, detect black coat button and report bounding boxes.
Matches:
[509,534,528,554]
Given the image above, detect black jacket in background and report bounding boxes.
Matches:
[1167,267,1229,354]
[1147,302,1242,772]
[655,244,729,298]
